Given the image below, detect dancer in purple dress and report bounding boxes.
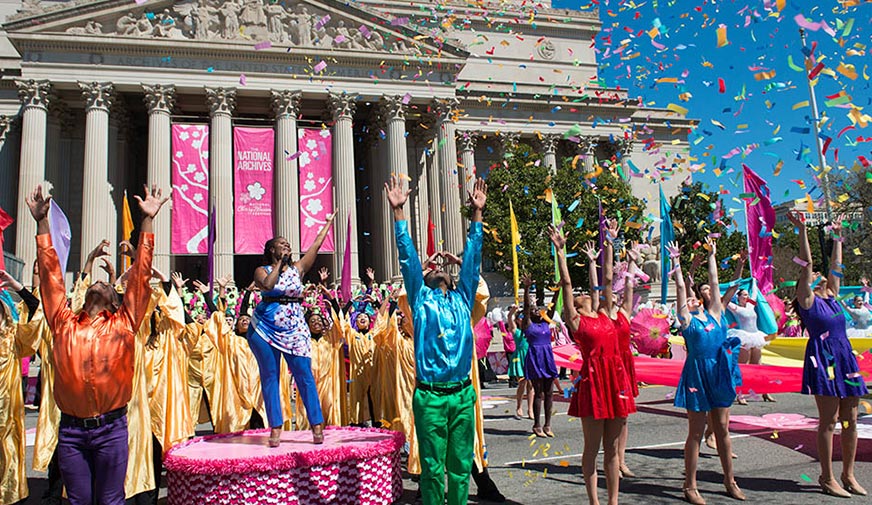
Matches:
[519,274,559,438]
[788,210,867,498]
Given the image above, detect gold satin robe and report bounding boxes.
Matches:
[344,313,376,424]
[125,289,159,499]
[295,309,348,430]
[0,305,40,505]
[186,321,216,430]
[17,289,61,473]
[144,288,195,454]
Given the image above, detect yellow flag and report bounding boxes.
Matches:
[509,200,520,305]
[122,191,134,270]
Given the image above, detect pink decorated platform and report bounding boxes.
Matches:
[164,426,405,505]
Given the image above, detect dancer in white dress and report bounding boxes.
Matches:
[727,288,774,403]
[842,277,872,338]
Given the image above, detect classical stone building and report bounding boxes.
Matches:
[0,0,694,287]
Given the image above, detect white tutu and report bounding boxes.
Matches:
[846,327,872,339]
[727,328,768,349]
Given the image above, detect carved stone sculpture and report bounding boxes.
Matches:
[639,242,661,283]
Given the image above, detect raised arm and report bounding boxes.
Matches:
[667,241,692,329]
[720,249,747,307]
[705,237,724,318]
[520,273,533,331]
[621,242,640,317]
[828,214,845,295]
[602,218,618,315]
[506,304,519,335]
[27,186,71,330]
[386,176,424,307]
[295,211,337,278]
[549,224,579,335]
[582,241,600,312]
[457,178,486,306]
[787,210,814,309]
[123,185,168,329]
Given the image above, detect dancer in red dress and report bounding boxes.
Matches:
[550,223,635,505]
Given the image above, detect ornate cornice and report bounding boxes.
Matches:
[142,83,176,115]
[78,81,114,111]
[270,90,302,119]
[205,87,236,116]
[16,79,52,110]
[327,91,357,120]
[379,95,406,122]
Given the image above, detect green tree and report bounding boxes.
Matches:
[482,143,646,296]
[668,181,747,286]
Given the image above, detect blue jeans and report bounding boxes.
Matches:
[57,414,129,505]
[247,334,324,428]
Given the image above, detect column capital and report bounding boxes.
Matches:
[379,95,406,122]
[577,135,598,155]
[270,90,302,119]
[78,81,115,111]
[16,79,52,110]
[617,138,635,156]
[0,115,11,142]
[498,131,520,154]
[431,97,459,123]
[538,133,560,155]
[142,84,176,115]
[327,91,358,120]
[457,130,478,152]
[205,87,237,116]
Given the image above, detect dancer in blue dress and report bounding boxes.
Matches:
[787,210,867,497]
[519,274,559,438]
[668,238,745,505]
[247,212,336,447]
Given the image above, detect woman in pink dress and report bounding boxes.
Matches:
[550,223,635,505]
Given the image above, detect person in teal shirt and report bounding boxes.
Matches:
[386,175,487,505]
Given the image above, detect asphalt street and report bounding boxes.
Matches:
[21,382,872,504]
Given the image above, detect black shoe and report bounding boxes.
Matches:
[477,488,506,503]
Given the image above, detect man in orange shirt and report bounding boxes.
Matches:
[26,184,169,505]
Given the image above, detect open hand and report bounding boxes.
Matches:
[467,177,488,210]
[318,267,330,284]
[384,175,411,209]
[786,210,805,228]
[626,241,641,264]
[192,280,209,294]
[581,241,599,262]
[216,274,232,288]
[171,272,188,290]
[704,236,717,256]
[119,240,136,259]
[665,241,681,260]
[99,258,115,277]
[25,185,52,222]
[88,240,111,261]
[831,213,847,234]
[0,270,23,292]
[547,224,566,249]
[365,267,375,282]
[520,273,533,288]
[605,218,619,242]
[134,184,170,219]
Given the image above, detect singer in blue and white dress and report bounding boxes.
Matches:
[247,213,336,447]
[842,283,872,338]
[726,289,768,350]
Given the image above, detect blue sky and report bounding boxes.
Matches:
[551,0,871,220]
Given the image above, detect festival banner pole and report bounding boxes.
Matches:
[509,200,520,305]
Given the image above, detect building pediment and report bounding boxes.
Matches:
[3,0,468,60]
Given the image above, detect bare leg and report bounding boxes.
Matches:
[526,380,534,418]
[815,395,849,494]
[515,378,526,417]
[710,407,744,499]
[542,379,555,436]
[581,417,605,505]
[603,418,626,505]
[684,411,707,491]
[736,349,750,404]
[838,397,865,493]
[752,349,775,402]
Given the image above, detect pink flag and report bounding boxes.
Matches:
[298,129,334,252]
[171,124,210,254]
[743,164,776,294]
[234,127,275,254]
[340,212,352,302]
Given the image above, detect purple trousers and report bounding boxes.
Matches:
[58,414,129,505]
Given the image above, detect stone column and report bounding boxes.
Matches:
[499,131,520,159]
[540,133,560,174]
[380,95,409,280]
[422,126,442,256]
[143,84,176,274]
[410,126,431,257]
[270,90,302,255]
[617,139,634,181]
[432,98,463,255]
[457,130,478,195]
[366,124,388,281]
[78,82,114,270]
[0,117,14,215]
[327,91,359,285]
[205,87,236,280]
[14,80,51,270]
[578,135,597,173]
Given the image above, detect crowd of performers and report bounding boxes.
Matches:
[0,178,869,505]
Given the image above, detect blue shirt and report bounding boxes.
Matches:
[395,220,483,383]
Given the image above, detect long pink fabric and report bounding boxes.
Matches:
[233,127,275,254]
[743,164,776,294]
[171,124,210,254]
[298,129,334,253]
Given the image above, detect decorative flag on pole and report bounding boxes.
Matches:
[742,164,776,295]
[206,199,216,311]
[340,212,352,302]
[121,191,135,271]
[509,200,520,305]
[659,185,675,305]
[550,189,564,316]
[597,199,606,290]
[0,205,12,272]
[426,212,436,261]
[49,199,72,275]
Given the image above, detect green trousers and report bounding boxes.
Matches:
[413,382,477,505]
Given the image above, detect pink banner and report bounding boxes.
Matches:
[234,127,275,254]
[298,128,334,253]
[171,124,210,254]
[743,164,776,294]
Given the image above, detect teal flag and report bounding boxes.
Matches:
[659,185,675,304]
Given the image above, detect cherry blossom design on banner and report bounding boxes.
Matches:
[233,127,275,254]
[298,128,334,253]
[171,124,210,254]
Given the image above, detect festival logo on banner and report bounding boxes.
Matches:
[171,124,210,254]
[234,127,275,254]
[298,129,334,253]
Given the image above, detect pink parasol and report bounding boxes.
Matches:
[765,293,787,333]
[630,308,672,356]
